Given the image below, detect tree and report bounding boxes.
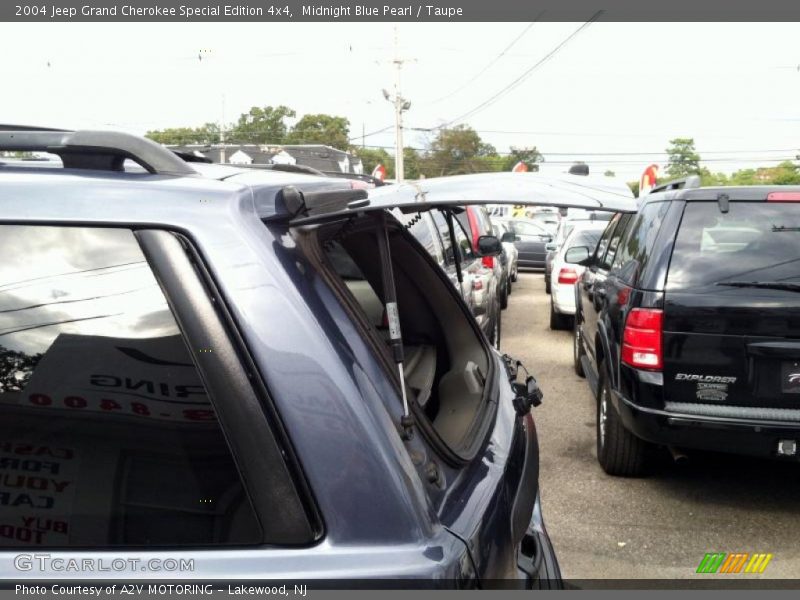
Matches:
[352,147,423,179]
[402,147,422,179]
[229,105,295,144]
[146,123,222,145]
[501,146,544,172]
[0,346,41,394]
[765,161,800,184]
[604,170,616,177]
[665,137,701,179]
[425,125,500,176]
[286,114,350,149]
[353,147,392,177]
[628,181,640,197]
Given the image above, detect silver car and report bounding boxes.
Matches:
[494,221,519,287]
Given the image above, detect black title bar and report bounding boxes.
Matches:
[4,0,800,22]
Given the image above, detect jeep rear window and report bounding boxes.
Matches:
[666,202,800,290]
[317,220,491,459]
[0,226,262,548]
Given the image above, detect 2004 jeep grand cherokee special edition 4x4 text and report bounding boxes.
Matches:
[0,128,632,586]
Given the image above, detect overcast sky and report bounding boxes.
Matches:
[2,21,800,180]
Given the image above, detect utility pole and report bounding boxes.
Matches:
[219,93,226,164]
[200,48,227,164]
[382,26,413,182]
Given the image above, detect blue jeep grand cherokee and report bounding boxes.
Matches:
[0,128,631,587]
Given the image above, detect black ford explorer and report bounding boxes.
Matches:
[573,177,800,476]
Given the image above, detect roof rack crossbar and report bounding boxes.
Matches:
[648,174,702,195]
[0,130,198,176]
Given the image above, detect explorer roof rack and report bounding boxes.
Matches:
[648,174,701,195]
[0,129,198,176]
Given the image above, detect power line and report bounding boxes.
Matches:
[354,142,800,157]
[154,127,799,155]
[377,156,800,166]
[420,19,541,106]
[354,14,600,142]
[421,13,603,132]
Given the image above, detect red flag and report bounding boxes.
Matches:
[640,164,660,195]
[511,161,528,173]
[371,164,387,181]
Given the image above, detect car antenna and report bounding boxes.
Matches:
[372,211,415,438]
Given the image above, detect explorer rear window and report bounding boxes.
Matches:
[666,202,800,290]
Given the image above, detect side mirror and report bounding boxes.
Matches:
[476,235,503,257]
[565,246,591,264]
[501,232,516,244]
[545,242,557,252]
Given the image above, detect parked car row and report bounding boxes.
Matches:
[397,204,527,348]
[1,128,636,586]
[396,208,503,346]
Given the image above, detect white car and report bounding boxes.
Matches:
[549,221,608,330]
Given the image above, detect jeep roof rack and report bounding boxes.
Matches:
[0,130,198,176]
[648,174,701,195]
[0,124,69,132]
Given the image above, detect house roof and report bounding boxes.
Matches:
[167,143,363,173]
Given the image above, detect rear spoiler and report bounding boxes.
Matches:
[275,186,370,220]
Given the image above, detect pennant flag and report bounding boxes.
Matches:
[371,164,387,181]
[640,164,660,195]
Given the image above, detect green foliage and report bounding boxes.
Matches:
[230,105,296,144]
[147,110,554,180]
[500,146,544,171]
[658,160,800,188]
[0,346,41,394]
[764,161,800,184]
[146,123,222,145]
[665,137,701,178]
[425,125,501,176]
[402,147,422,179]
[604,170,616,177]
[286,114,350,149]
[628,181,640,197]
[352,147,423,180]
[353,147,392,177]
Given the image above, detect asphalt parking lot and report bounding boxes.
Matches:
[502,272,800,581]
